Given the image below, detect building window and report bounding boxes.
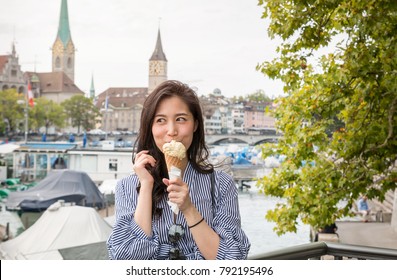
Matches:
[55,57,60,68]
[67,57,72,68]
[11,70,17,77]
[109,159,118,171]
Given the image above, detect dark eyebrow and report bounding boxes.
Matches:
[154,112,190,118]
[175,113,190,117]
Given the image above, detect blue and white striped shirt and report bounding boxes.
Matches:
[107,162,251,260]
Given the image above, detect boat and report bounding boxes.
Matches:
[5,170,106,212]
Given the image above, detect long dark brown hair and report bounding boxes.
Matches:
[133,80,213,217]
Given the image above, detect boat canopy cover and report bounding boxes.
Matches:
[5,169,106,211]
[0,143,20,154]
[0,203,112,259]
[98,179,119,195]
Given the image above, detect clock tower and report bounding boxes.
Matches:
[148,28,167,94]
[52,0,75,82]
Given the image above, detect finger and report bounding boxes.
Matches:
[137,155,156,167]
[166,184,175,193]
[168,192,178,200]
[133,150,148,160]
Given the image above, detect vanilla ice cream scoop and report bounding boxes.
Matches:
[162,140,186,160]
[162,140,186,170]
[162,140,186,215]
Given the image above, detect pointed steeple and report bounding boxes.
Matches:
[52,0,75,82]
[148,27,167,93]
[11,41,16,56]
[57,0,72,47]
[90,74,95,99]
[150,29,167,61]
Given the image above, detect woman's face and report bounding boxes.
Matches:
[152,96,197,155]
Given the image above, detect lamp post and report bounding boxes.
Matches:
[17,98,29,143]
[24,99,28,143]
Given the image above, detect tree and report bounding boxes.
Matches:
[256,0,397,235]
[0,89,24,137]
[247,89,273,102]
[62,95,100,133]
[30,97,66,134]
[230,95,245,103]
[231,89,273,103]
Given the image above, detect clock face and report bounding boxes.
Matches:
[151,61,161,75]
[53,40,64,54]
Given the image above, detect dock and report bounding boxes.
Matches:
[336,221,397,250]
[231,165,270,190]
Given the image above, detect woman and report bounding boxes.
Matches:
[107,80,250,260]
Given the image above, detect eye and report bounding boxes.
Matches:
[155,117,166,123]
[176,116,187,122]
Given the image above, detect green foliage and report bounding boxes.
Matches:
[231,89,273,103]
[30,97,66,133]
[0,91,99,135]
[0,89,24,135]
[257,0,397,235]
[247,89,273,102]
[62,95,100,133]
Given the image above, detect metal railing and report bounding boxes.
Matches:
[248,242,397,260]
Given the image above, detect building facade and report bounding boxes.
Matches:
[24,71,84,104]
[0,43,26,93]
[244,101,275,129]
[96,88,147,132]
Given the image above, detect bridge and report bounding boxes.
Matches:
[52,133,279,147]
[205,134,280,146]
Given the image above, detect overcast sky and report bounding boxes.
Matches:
[0,0,284,98]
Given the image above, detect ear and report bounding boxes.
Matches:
[194,120,198,132]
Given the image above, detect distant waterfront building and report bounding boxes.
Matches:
[0,43,26,93]
[96,88,146,132]
[203,107,222,135]
[24,71,84,104]
[229,103,245,133]
[200,88,231,134]
[244,101,275,129]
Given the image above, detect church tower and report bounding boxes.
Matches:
[148,28,167,93]
[52,0,75,82]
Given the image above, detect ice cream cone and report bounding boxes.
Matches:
[162,140,186,215]
[162,140,186,172]
[165,155,183,171]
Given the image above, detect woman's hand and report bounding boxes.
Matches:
[162,177,192,212]
[133,150,156,186]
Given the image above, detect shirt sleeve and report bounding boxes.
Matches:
[212,171,251,259]
[106,176,160,259]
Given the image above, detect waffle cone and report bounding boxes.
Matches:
[165,155,183,171]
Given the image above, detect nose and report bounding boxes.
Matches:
[167,122,177,136]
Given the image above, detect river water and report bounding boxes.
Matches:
[238,181,311,257]
[210,144,311,257]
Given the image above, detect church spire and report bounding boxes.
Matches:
[90,74,95,99]
[11,41,16,56]
[150,28,167,61]
[57,0,72,46]
[52,0,75,81]
[148,27,167,93]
